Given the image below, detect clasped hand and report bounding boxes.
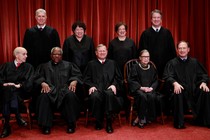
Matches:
[140,87,153,93]
[3,82,21,88]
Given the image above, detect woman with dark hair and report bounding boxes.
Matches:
[63,21,95,73]
[128,49,158,128]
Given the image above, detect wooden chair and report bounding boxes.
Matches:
[1,98,32,130]
[123,59,165,126]
[23,98,32,129]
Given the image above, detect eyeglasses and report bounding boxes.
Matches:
[140,56,150,58]
[52,54,62,56]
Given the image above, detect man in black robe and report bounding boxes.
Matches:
[0,47,34,138]
[83,44,123,134]
[23,8,60,69]
[138,9,176,79]
[34,47,83,134]
[23,8,61,115]
[163,41,210,129]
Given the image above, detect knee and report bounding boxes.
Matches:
[38,94,50,103]
[89,91,101,101]
[65,92,77,101]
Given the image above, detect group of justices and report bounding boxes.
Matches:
[0,8,210,139]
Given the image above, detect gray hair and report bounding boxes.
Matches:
[13,47,26,57]
[36,8,47,16]
[51,47,63,54]
[96,44,107,51]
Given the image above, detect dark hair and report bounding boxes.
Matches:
[151,9,162,18]
[115,22,127,32]
[177,40,190,49]
[72,21,86,32]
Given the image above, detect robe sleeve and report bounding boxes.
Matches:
[195,60,209,85]
[128,64,141,93]
[83,62,96,88]
[21,64,34,92]
[68,63,83,84]
[163,61,177,85]
[112,62,123,91]
[0,63,7,87]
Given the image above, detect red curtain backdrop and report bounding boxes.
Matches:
[0,0,210,75]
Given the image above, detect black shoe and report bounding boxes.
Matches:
[67,127,75,134]
[17,118,27,126]
[106,124,113,134]
[95,121,102,130]
[0,126,11,138]
[42,127,51,135]
[174,124,186,129]
[132,120,139,127]
[147,120,152,124]
[138,123,144,129]
[67,123,75,134]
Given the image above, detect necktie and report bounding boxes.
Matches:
[16,63,21,69]
[39,28,43,31]
[156,29,159,32]
[102,60,105,64]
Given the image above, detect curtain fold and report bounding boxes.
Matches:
[0,0,209,75]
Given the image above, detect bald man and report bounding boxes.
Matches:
[0,47,34,138]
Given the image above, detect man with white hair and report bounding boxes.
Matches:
[0,47,34,138]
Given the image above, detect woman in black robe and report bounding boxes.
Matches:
[128,49,158,128]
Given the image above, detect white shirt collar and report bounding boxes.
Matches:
[98,59,106,64]
[152,26,161,32]
[14,60,21,66]
[37,24,46,29]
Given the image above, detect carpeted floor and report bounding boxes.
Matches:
[1,115,210,140]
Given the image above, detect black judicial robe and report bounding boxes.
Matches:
[108,37,137,74]
[128,63,158,120]
[63,35,95,73]
[84,59,123,115]
[128,63,158,94]
[34,60,83,108]
[83,59,123,96]
[163,57,210,125]
[138,27,176,78]
[0,62,34,103]
[23,26,60,68]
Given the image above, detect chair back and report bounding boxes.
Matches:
[123,59,139,95]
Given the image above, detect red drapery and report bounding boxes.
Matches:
[0,0,209,74]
